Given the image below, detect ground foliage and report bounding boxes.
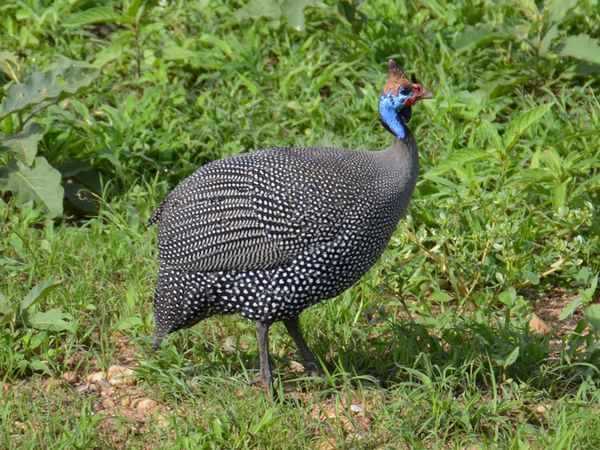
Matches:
[1,0,600,448]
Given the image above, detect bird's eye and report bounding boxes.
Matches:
[399,86,412,96]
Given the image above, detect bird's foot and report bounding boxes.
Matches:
[249,375,273,392]
[304,362,325,378]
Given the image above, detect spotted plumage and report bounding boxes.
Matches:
[149,60,433,388]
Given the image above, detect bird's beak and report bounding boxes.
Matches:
[417,86,434,100]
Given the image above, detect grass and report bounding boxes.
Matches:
[1,0,600,448]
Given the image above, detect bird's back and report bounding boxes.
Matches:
[149,142,418,276]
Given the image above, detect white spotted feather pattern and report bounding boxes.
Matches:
[149,138,419,346]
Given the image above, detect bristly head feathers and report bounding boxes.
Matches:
[382,60,411,97]
[378,59,433,139]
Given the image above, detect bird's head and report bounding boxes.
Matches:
[379,59,434,139]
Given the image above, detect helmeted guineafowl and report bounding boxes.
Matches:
[148,60,433,388]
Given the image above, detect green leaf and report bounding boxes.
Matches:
[199,35,233,57]
[28,308,74,332]
[525,271,540,285]
[29,360,52,375]
[539,24,559,57]
[281,0,311,31]
[125,0,145,22]
[237,72,260,96]
[251,407,276,434]
[430,291,453,303]
[454,25,512,52]
[499,288,517,306]
[497,346,520,368]
[584,305,600,332]
[508,168,555,185]
[477,120,503,149]
[425,148,492,177]
[115,316,144,331]
[559,297,583,320]
[63,7,124,27]
[236,0,313,30]
[0,122,44,165]
[0,62,98,118]
[502,103,553,151]
[0,51,19,82]
[21,280,61,312]
[4,157,64,217]
[561,34,600,65]
[552,181,568,211]
[236,0,282,21]
[0,292,17,326]
[158,43,198,62]
[544,0,578,24]
[515,0,539,20]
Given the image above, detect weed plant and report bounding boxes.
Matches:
[1,0,599,448]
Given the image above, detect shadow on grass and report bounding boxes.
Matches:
[135,314,597,400]
[316,318,598,394]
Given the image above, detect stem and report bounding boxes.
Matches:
[133,23,141,80]
[21,100,59,128]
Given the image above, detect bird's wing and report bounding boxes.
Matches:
[149,149,364,272]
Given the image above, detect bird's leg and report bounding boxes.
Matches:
[255,321,273,390]
[283,317,324,377]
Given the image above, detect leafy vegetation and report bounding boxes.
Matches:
[1,0,599,448]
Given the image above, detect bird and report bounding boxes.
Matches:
[148,60,433,389]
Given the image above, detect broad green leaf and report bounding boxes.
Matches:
[508,168,554,185]
[525,271,540,285]
[584,305,600,332]
[21,280,61,311]
[426,148,491,177]
[281,0,311,31]
[502,103,553,151]
[236,0,313,30]
[497,346,520,368]
[499,287,517,306]
[1,70,57,117]
[0,62,98,118]
[559,297,583,320]
[516,0,539,20]
[430,291,453,303]
[0,122,44,165]
[236,0,281,21]
[544,0,578,24]
[28,308,74,332]
[63,7,123,27]
[540,148,563,174]
[561,34,600,65]
[29,360,52,375]
[5,157,64,217]
[454,25,512,52]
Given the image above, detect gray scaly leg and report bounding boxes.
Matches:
[283,317,324,377]
[255,321,273,389]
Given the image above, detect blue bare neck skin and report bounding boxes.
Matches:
[379,93,408,140]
